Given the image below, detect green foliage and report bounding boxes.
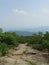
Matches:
[44,32,49,40]
[32,44,43,51]
[2,33,19,47]
[0,28,49,56]
[0,31,20,56]
[0,28,3,33]
[42,40,49,51]
[17,36,26,43]
[0,42,8,56]
[32,33,43,44]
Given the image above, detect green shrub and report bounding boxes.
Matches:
[42,40,49,51]
[0,42,8,56]
[32,44,43,51]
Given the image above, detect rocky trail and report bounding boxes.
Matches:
[0,44,49,65]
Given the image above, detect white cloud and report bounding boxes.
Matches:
[13,9,27,15]
[42,8,49,14]
[12,8,49,19]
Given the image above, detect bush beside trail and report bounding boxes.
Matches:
[0,28,49,56]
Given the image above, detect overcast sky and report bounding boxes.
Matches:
[0,0,49,30]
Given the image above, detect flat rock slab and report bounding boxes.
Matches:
[15,57,30,65]
[0,56,30,65]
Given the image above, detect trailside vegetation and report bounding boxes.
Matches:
[0,28,49,56]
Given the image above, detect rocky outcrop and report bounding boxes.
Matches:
[0,44,49,65]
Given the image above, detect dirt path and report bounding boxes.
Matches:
[0,44,49,65]
[15,57,30,65]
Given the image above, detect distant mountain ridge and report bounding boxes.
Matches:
[6,26,49,36]
[13,31,32,36]
[25,26,49,32]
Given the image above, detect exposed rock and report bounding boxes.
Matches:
[0,44,49,65]
[25,49,40,55]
